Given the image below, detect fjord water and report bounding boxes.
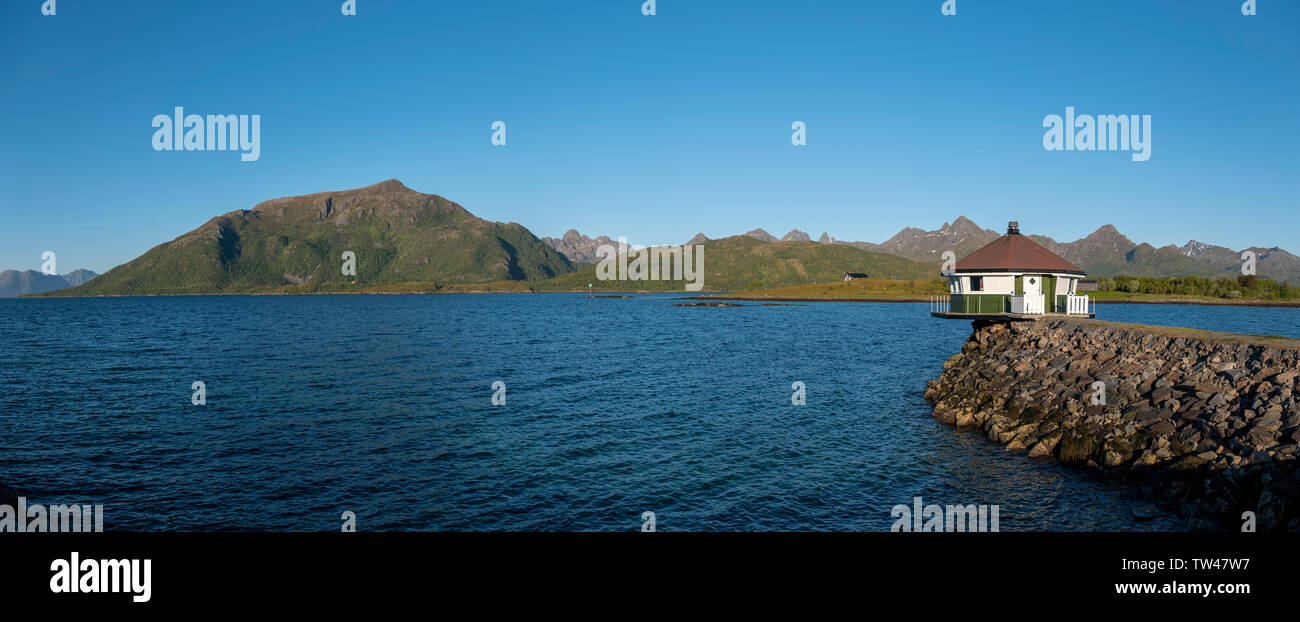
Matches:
[2,296,1297,532]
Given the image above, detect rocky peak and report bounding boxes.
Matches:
[541,229,620,264]
[943,215,982,234]
[1181,240,1214,257]
[1088,224,1123,238]
[780,229,811,242]
[244,179,467,228]
[1077,225,1135,251]
[61,269,99,286]
[361,179,410,193]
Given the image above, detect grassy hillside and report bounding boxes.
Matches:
[531,235,938,292]
[714,277,947,300]
[1091,244,1225,279]
[46,180,576,296]
[34,231,937,297]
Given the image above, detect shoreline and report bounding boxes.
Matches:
[16,290,1300,309]
[926,318,1300,531]
[704,295,1300,309]
[17,289,722,299]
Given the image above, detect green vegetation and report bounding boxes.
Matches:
[530,236,938,292]
[1092,275,1300,301]
[35,227,939,296]
[40,181,576,296]
[711,277,947,300]
[34,179,1294,302]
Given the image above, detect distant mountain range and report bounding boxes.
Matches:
[22,180,1294,297]
[0,269,99,297]
[1175,240,1300,284]
[546,217,1300,283]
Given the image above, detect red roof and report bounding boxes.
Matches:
[955,232,1084,274]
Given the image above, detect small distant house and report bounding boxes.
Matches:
[843,273,869,281]
[931,222,1093,319]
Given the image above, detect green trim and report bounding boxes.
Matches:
[1014,275,1023,296]
[950,294,1010,314]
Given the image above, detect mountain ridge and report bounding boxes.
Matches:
[543,218,1298,283]
[0,269,99,297]
[47,180,575,296]
[29,181,1296,297]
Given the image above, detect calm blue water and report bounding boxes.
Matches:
[1,295,1296,532]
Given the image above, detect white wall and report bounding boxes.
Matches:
[951,273,1082,296]
[1053,277,1079,296]
[952,274,1014,294]
[984,275,1014,294]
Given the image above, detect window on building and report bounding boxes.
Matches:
[969,276,983,292]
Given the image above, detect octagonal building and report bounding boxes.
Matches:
[930,222,1095,319]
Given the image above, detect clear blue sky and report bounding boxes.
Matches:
[1,0,1296,273]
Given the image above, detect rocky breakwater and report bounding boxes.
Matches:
[924,318,1300,531]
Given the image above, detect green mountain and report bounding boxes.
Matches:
[52,180,576,295]
[538,235,938,292]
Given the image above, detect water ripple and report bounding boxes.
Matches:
[2,295,1295,531]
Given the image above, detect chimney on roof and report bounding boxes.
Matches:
[1007,221,1020,235]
